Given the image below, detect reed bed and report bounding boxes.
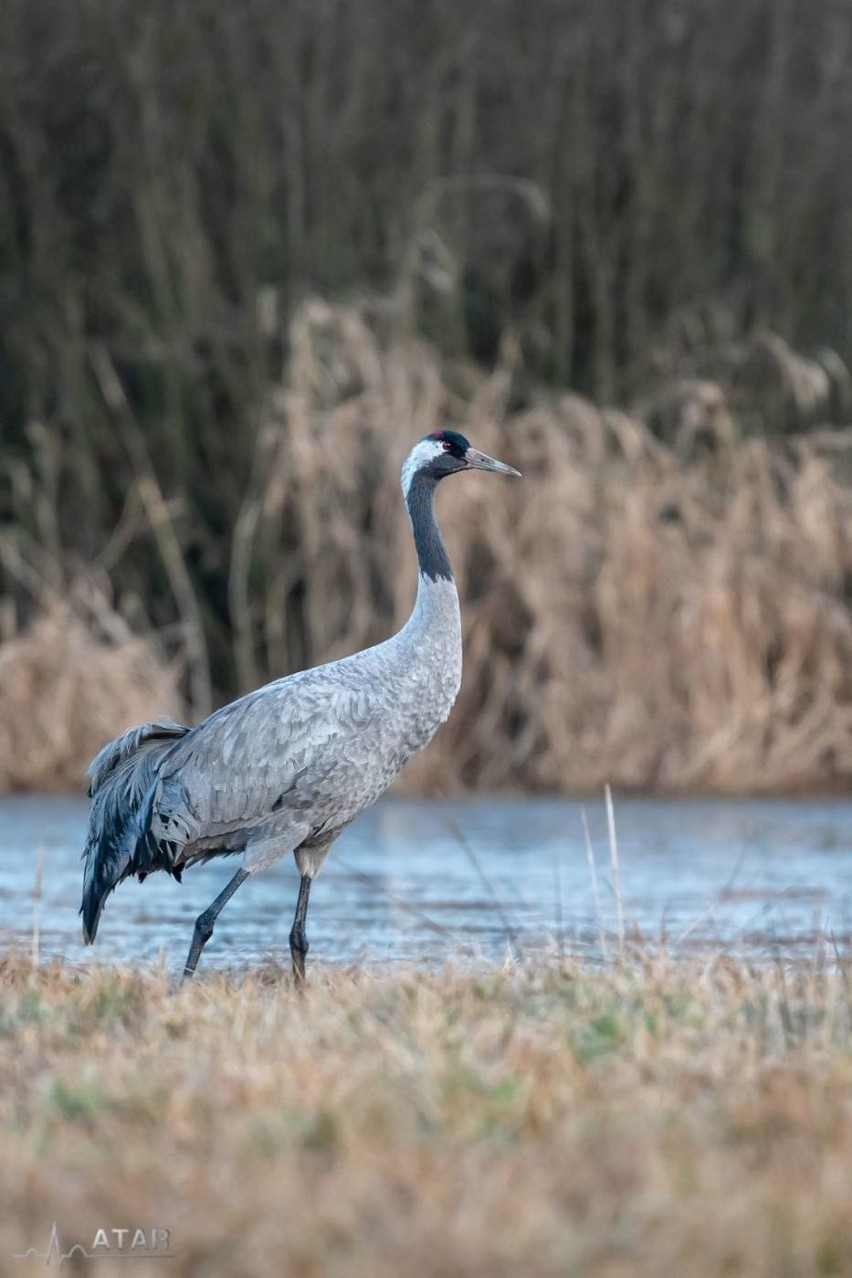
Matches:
[0,949,849,1277]
[0,598,181,793]
[3,307,852,794]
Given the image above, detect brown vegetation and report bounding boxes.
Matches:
[0,597,181,792]
[0,950,849,1277]
[3,310,852,794]
[258,311,852,796]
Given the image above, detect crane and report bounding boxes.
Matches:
[80,430,520,981]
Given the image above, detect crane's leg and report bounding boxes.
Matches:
[289,874,312,985]
[182,867,249,982]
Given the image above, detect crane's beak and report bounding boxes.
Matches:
[464,447,522,478]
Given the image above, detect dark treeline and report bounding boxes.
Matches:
[2,0,850,406]
[1,0,852,704]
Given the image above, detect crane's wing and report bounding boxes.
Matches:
[145,667,376,851]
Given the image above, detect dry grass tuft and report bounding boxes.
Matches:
[0,950,849,1277]
[0,600,182,792]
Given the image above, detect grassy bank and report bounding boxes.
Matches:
[0,951,849,1276]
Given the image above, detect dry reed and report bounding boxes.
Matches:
[0,598,182,792]
[222,306,852,795]
[0,950,849,1277]
[3,304,852,794]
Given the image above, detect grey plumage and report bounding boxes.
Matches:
[80,431,520,977]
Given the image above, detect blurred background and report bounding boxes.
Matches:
[2,0,852,797]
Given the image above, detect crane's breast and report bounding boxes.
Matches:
[148,591,463,853]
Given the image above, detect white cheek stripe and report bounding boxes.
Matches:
[401,439,444,499]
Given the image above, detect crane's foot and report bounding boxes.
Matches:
[289,935,309,986]
[181,912,214,983]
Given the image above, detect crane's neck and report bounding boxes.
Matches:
[405,472,453,584]
[400,470,462,711]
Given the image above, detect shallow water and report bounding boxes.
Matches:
[0,795,850,971]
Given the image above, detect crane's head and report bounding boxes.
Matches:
[401,430,521,497]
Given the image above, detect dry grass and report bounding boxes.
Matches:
[3,309,852,794]
[0,599,182,792]
[229,306,852,795]
[0,950,849,1277]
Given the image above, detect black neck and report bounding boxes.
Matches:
[406,473,453,582]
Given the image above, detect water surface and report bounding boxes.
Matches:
[0,796,850,970]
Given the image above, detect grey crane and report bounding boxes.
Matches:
[80,430,520,980]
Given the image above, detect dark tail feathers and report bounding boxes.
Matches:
[81,718,188,943]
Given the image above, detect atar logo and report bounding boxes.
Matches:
[91,1227,171,1253]
[13,1221,173,1267]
